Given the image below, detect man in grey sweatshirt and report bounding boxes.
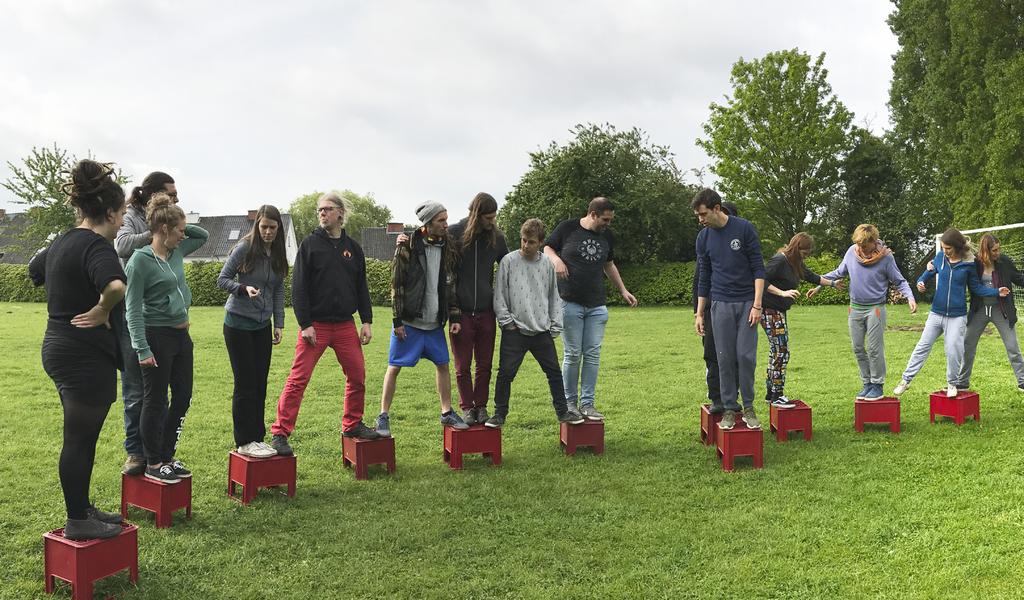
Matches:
[485,219,585,428]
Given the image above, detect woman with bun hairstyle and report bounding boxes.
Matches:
[28,160,128,540]
[953,233,1024,391]
[217,205,288,458]
[114,171,176,476]
[893,228,1008,398]
[124,193,208,484]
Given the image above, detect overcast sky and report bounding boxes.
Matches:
[0,0,898,223]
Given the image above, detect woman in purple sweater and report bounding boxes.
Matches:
[815,224,917,401]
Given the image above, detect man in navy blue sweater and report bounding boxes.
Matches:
[692,189,766,430]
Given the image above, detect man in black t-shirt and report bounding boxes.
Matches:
[544,197,638,421]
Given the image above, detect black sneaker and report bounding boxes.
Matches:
[343,421,381,440]
[580,405,604,421]
[271,434,293,456]
[169,459,191,478]
[477,407,489,423]
[769,396,797,409]
[484,414,505,428]
[145,464,180,484]
[63,517,121,541]
[559,410,585,425]
[462,409,478,426]
[86,505,123,524]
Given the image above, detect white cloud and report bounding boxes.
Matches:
[0,0,897,223]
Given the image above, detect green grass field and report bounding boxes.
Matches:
[2,302,1023,599]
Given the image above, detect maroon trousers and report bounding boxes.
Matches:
[450,311,497,411]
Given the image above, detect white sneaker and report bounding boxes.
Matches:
[237,442,276,458]
[946,385,958,398]
[257,441,278,456]
[893,379,910,395]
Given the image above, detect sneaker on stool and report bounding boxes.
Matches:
[769,396,796,409]
[558,410,585,425]
[343,421,381,440]
[122,454,146,476]
[238,441,276,458]
[946,385,958,398]
[741,407,762,429]
[855,385,870,401]
[441,410,470,430]
[863,384,884,401]
[86,505,123,524]
[271,434,294,456]
[580,405,604,421]
[719,410,737,430]
[476,406,489,423]
[462,409,478,426]
[144,464,180,484]
[485,414,506,428]
[169,459,191,478]
[64,517,121,541]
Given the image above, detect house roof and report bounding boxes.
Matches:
[360,226,414,261]
[0,213,40,264]
[187,214,293,261]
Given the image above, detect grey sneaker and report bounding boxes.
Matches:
[270,434,294,456]
[122,454,145,476]
[742,407,761,430]
[462,409,478,426]
[719,410,737,430]
[580,405,604,421]
[86,505,123,524]
[374,413,391,438]
[558,410,585,425]
[63,517,121,541]
[476,407,489,423]
[441,410,470,430]
[484,414,505,428]
[343,421,381,440]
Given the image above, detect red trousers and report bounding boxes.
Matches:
[450,311,497,411]
[271,321,365,436]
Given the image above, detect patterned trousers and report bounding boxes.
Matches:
[759,308,790,400]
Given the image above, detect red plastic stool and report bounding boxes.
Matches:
[930,390,980,425]
[228,451,296,504]
[342,436,396,480]
[854,397,900,433]
[700,404,724,445]
[44,523,138,599]
[715,421,763,471]
[560,420,605,455]
[121,473,192,528]
[443,424,501,469]
[769,400,813,442]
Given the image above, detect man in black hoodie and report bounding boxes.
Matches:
[269,192,378,457]
[446,193,509,425]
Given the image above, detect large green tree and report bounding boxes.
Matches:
[2,144,129,253]
[888,0,1024,229]
[288,189,392,242]
[500,123,700,264]
[697,49,854,247]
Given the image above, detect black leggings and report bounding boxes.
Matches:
[223,323,273,446]
[140,327,194,465]
[42,334,116,519]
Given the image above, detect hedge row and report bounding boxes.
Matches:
[4,255,897,308]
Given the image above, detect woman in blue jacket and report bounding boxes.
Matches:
[894,229,1008,398]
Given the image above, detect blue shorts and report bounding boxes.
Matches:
[388,325,450,367]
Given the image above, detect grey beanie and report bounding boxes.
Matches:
[415,201,446,224]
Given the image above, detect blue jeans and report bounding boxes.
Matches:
[119,315,145,456]
[561,302,608,408]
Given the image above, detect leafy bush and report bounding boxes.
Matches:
[0,264,46,302]
[605,261,694,306]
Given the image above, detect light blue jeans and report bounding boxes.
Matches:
[901,312,967,385]
[561,302,608,409]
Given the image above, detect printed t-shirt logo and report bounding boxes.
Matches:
[342,249,353,259]
[577,238,604,262]
[730,239,741,251]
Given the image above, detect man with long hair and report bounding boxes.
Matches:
[446,192,509,425]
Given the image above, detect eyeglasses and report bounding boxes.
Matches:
[316,206,337,214]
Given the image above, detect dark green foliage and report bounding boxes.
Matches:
[500,123,701,265]
[0,264,46,302]
[604,262,694,307]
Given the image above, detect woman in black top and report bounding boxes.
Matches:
[760,232,841,408]
[29,160,128,540]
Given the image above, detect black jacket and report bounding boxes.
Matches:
[968,254,1024,326]
[763,252,821,312]
[447,219,509,313]
[391,228,461,328]
[291,228,372,329]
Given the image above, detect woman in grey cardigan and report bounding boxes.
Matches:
[217,205,288,458]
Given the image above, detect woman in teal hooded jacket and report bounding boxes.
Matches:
[893,229,1008,399]
[125,193,208,484]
